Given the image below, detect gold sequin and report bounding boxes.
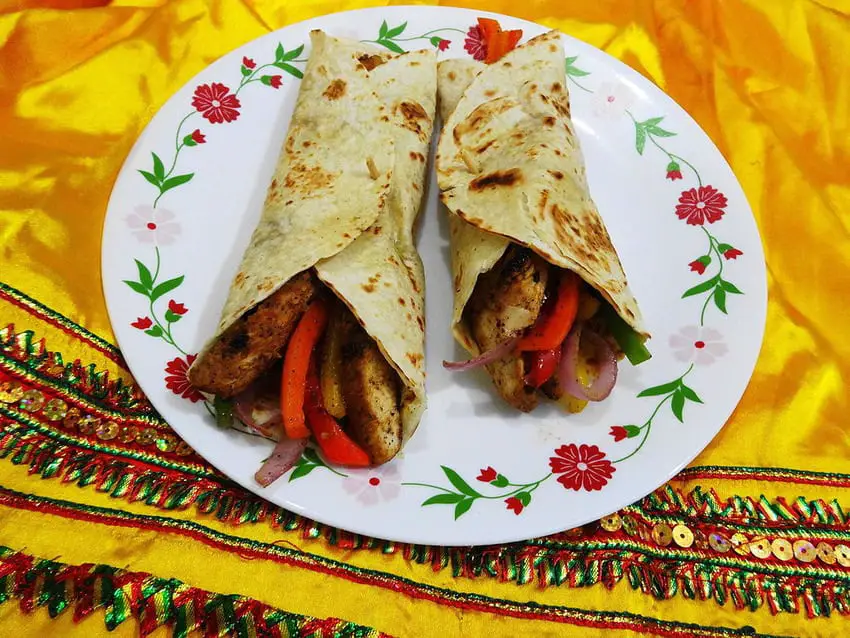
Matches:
[175,441,194,456]
[42,398,68,421]
[155,435,176,453]
[18,389,45,412]
[46,364,66,376]
[135,427,157,445]
[709,533,731,553]
[652,523,673,547]
[731,532,750,555]
[749,537,771,559]
[77,415,100,435]
[563,527,583,538]
[672,524,694,548]
[600,514,622,532]
[0,380,24,403]
[794,540,817,563]
[817,542,836,566]
[118,425,136,443]
[62,407,81,429]
[96,421,120,441]
[835,545,850,567]
[771,538,793,561]
[621,516,637,535]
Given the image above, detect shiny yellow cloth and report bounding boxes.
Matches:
[1,0,849,636]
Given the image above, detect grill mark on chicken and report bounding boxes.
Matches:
[464,246,550,412]
[188,272,317,398]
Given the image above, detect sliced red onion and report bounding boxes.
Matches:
[559,324,618,401]
[443,337,518,371]
[234,385,282,438]
[254,436,308,487]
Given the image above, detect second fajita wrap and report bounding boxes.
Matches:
[436,30,651,414]
[188,31,436,483]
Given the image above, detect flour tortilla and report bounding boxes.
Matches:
[191,31,436,447]
[436,32,647,354]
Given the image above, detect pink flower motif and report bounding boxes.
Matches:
[131,317,153,330]
[342,465,401,505]
[191,83,241,124]
[670,326,727,365]
[464,25,486,61]
[549,444,615,492]
[592,82,634,119]
[505,496,523,515]
[675,186,728,225]
[126,206,181,245]
[164,354,204,402]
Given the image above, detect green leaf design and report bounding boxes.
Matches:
[682,275,719,298]
[680,384,703,404]
[422,493,464,506]
[566,63,590,77]
[491,474,510,488]
[635,125,647,155]
[378,20,389,39]
[164,309,181,323]
[150,275,184,302]
[281,44,304,61]
[671,390,685,422]
[646,124,676,137]
[714,286,728,313]
[641,116,664,127]
[144,326,163,338]
[516,491,532,507]
[624,425,642,438]
[721,280,744,294]
[441,466,479,497]
[376,39,405,53]
[716,243,734,253]
[138,170,160,187]
[303,447,322,465]
[160,173,194,193]
[454,498,474,519]
[697,255,711,266]
[385,21,407,38]
[274,62,303,78]
[152,152,165,180]
[288,462,317,482]
[637,380,680,398]
[135,259,153,290]
[123,280,149,296]
[241,66,252,77]
[275,43,285,62]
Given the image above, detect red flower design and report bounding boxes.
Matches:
[242,56,256,69]
[191,83,241,124]
[675,186,728,226]
[269,75,283,89]
[437,38,450,51]
[609,426,629,442]
[688,259,707,275]
[191,129,205,144]
[505,496,523,515]
[131,317,152,330]
[164,354,204,402]
[723,247,743,260]
[464,25,486,61]
[666,169,683,180]
[477,466,498,483]
[550,444,616,492]
[168,300,188,315]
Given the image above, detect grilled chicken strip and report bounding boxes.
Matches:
[465,246,550,412]
[339,316,403,464]
[189,272,317,398]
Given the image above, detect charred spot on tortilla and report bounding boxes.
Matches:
[361,283,376,293]
[357,53,387,71]
[470,168,522,191]
[543,116,556,126]
[551,82,563,92]
[323,79,346,100]
[476,139,496,154]
[447,70,457,81]
[398,297,406,306]
[548,170,564,180]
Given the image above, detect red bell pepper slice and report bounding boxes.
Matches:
[281,298,329,439]
[305,362,370,467]
[516,271,580,352]
[524,345,562,388]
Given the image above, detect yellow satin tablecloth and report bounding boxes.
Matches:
[1,0,849,636]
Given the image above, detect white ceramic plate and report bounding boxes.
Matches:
[102,6,766,546]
